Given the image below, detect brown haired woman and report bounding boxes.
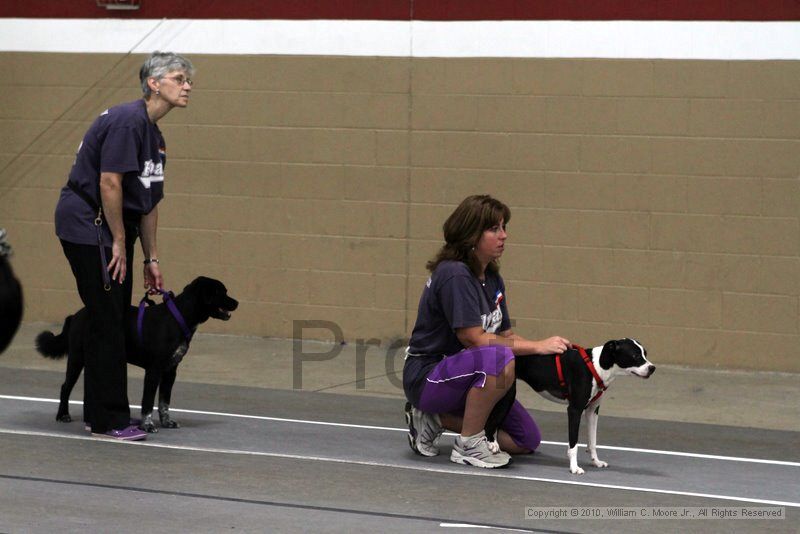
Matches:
[403,195,571,468]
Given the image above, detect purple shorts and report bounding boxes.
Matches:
[417,345,541,451]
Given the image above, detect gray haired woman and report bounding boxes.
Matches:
[53,51,194,441]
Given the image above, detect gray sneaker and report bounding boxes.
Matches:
[404,402,443,457]
[450,431,512,468]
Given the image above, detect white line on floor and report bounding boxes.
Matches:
[0,427,798,509]
[2,394,796,468]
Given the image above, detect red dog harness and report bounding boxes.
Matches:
[555,345,607,407]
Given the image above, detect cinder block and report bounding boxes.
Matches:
[762,178,800,218]
[494,243,542,283]
[652,60,729,98]
[689,99,763,138]
[411,131,511,169]
[509,281,578,321]
[719,139,800,178]
[197,55,408,93]
[1,52,121,87]
[612,249,685,289]
[687,177,762,216]
[344,237,407,275]
[649,288,721,328]
[411,94,478,131]
[413,58,514,95]
[539,246,616,285]
[375,274,406,310]
[308,271,376,308]
[650,213,722,253]
[578,285,649,324]
[617,98,690,136]
[719,216,798,256]
[726,61,800,100]
[717,331,798,372]
[219,231,281,268]
[762,100,800,139]
[343,166,408,202]
[340,201,407,239]
[723,292,797,334]
[376,130,408,166]
[280,235,343,272]
[280,165,345,199]
[476,95,547,133]
[582,60,654,97]
[615,174,688,213]
[579,136,650,173]
[577,211,649,249]
[160,228,222,265]
[0,120,49,153]
[409,203,457,240]
[534,209,581,246]
[651,138,728,176]
[512,59,584,96]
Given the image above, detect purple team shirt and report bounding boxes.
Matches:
[55,99,165,246]
[408,260,511,357]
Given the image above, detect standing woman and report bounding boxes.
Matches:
[54,51,194,440]
[404,195,572,468]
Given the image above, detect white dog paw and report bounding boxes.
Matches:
[570,466,585,475]
[593,460,608,468]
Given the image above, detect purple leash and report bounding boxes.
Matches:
[137,288,193,347]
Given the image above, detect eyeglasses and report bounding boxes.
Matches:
[162,75,194,87]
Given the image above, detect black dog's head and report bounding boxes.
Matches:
[598,338,655,379]
[0,233,24,354]
[184,276,238,321]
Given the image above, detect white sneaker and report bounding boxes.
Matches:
[404,402,443,457]
[450,431,511,468]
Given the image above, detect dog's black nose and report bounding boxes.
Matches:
[646,365,656,377]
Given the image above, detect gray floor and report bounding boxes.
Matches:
[1,324,798,533]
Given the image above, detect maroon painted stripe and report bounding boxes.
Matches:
[1,0,799,21]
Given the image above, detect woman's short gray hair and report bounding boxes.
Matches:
[139,51,195,97]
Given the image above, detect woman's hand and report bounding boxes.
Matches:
[107,238,127,283]
[144,261,163,293]
[535,336,572,355]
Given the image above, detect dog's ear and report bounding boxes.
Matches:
[602,340,618,355]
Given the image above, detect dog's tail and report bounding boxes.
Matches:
[35,315,72,360]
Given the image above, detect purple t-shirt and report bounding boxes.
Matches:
[55,99,165,246]
[408,260,511,357]
[403,260,512,404]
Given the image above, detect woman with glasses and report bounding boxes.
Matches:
[53,51,194,441]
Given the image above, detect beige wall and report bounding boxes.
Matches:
[1,52,798,371]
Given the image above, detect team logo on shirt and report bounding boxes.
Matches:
[481,290,504,334]
[139,158,164,189]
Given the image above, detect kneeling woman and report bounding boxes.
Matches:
[403,195,572,468]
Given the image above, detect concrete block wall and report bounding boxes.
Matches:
[1,52,798,371]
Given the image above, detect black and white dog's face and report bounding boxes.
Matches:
[186,276,239,321]
[600,338,655,378]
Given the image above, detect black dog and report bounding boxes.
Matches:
[0,229,23,354]
[35,276,238,432]
[514,339,655,474]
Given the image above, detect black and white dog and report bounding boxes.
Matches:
[515,338,655,474]
[35,277,238,433]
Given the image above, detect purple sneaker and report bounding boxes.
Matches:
[83,417,142,432]
[92,425,147,441]
[85,419,141,432]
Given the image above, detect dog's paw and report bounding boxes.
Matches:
[161,419,180,429]
[592,460,608,468]
[56,414,72,423]
[139,421,159,433]
[570,466,585,475]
